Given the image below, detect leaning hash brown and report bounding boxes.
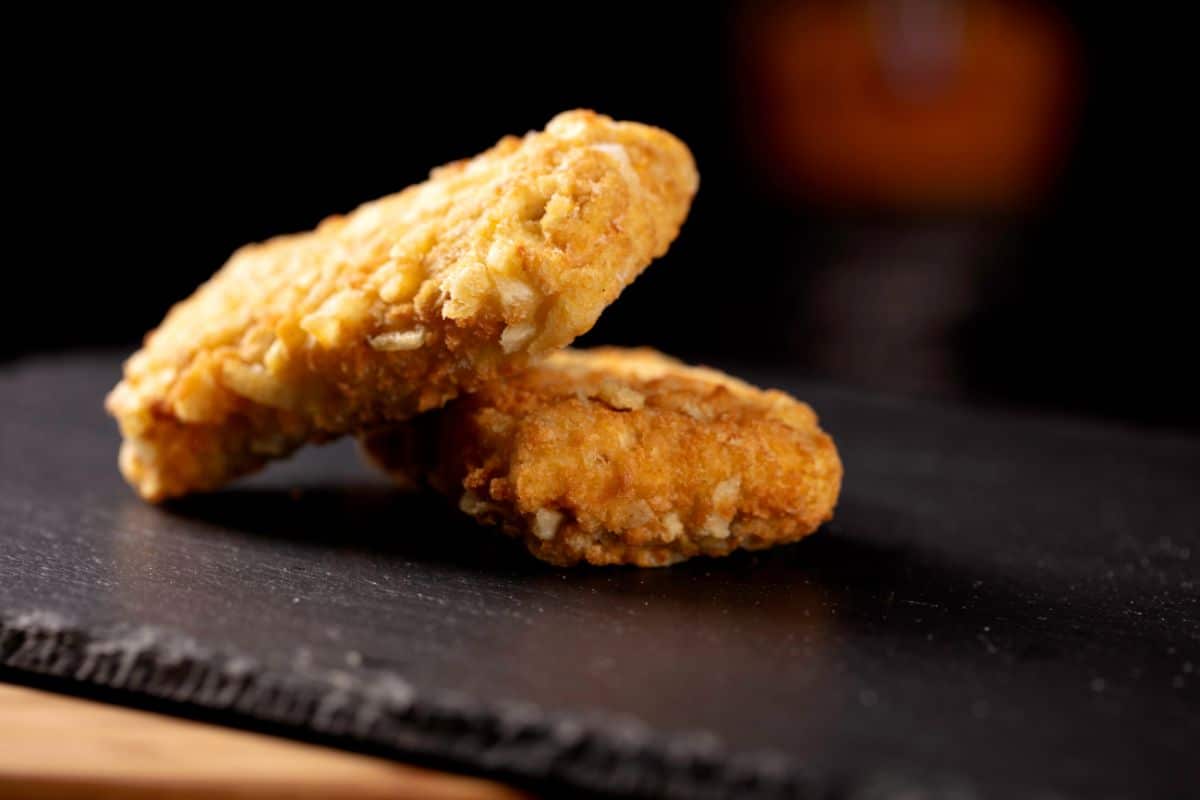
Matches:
[107,111,698,501]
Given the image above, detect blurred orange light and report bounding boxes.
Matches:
[740,0,1081,210]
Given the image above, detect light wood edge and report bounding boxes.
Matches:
[0,683,529,800]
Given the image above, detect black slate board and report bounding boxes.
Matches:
[2,354,1197,799]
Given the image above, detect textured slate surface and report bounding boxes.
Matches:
[1,354,1197,799]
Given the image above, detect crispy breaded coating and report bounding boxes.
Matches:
[361,348,842,567]
[107,111,698,501]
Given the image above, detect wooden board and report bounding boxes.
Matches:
[0,682,526,799]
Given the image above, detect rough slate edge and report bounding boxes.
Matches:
[1,610,828,800]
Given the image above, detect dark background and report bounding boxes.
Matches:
[9,2,1193,431]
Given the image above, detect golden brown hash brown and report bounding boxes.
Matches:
[362,348,842,567]
[107,111,698,501]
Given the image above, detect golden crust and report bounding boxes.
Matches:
[362,348,843,567]
[107,111,698,501]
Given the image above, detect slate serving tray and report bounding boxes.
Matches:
[1,354,1197,799]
